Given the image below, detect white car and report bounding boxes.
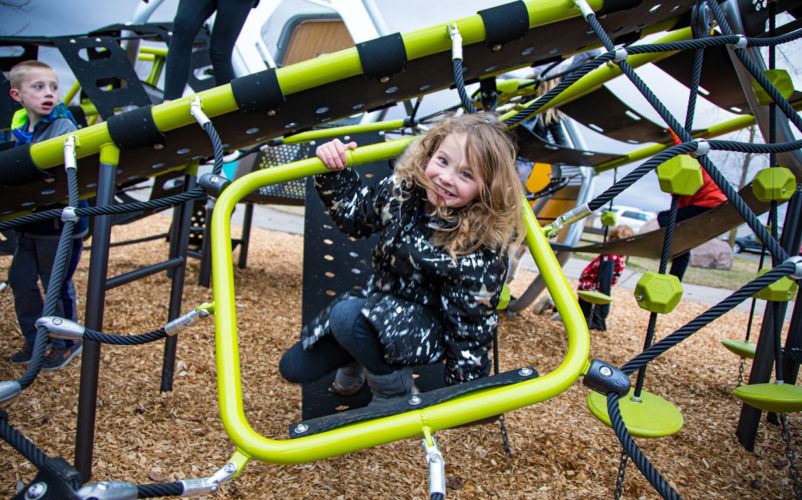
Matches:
[590,206,656,233]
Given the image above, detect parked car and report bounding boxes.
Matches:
[590,206,656,233]
[733,234,766,254]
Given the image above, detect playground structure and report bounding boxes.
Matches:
[0,0,801,498]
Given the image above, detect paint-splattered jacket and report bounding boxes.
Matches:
[301,169,507,385]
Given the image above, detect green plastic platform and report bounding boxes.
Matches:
[587,388,684,438]
[721,339,756,359]
[734,383,802,413]
[577,290,612,305]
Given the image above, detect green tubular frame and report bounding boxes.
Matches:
[210,138,591,464]
[23,0,620,172]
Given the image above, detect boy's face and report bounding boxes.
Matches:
[10,67,59,124]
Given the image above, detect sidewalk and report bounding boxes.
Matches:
[237,204,785,314]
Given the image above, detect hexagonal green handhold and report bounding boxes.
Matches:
[752,167,796,202]
[635,271,683,314]
[751,69,794,106]
[753,268,798,302]
[600,210,617,227]
[656,155,703,196]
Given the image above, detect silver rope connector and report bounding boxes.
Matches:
[190,95,210,127]
[613,48,628,63]
[422,436,446,498]
[164,304,213,336]
[690,139,710,158]
[544,203,592,238]
[36,316,86,340]
[0,380,22,404]
[61,206,78,223]
[63,135,77,171]
[787,255,802,280]
[75,481,138,500]
[732,34,748,49]
[179,461,238,497]
[447,24,463,61]
[572,0,595,20]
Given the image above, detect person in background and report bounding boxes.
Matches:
[7,60,87,370]
[573,225,634,331]
[657,131,726,281]
[162,0,258,101]
[279,113,524,403]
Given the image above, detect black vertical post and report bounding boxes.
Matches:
[736,191,802,450]
[237,201,254,269]
[160,172,196,392]
[197,200,213,287]
[780,190,802,384]
[74,146,118,481]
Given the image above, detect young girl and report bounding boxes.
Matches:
[575,224,634,331]
[279,113,524,403]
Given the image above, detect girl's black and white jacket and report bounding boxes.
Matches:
[301,168,508,385]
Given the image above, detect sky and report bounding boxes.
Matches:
[2,0,799,228]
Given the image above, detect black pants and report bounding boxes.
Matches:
[578,298,609,331]
[657,204,712,281]
[163,0,253,100]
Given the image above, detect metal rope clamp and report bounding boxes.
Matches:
[583,359,630,396]
[690,139,710,158]
[544,203,591,239]
[165,306,212,336]
[422,436,446,498]
[787,255,802,280]
[36,316,86,340]
[75,481,138,500]
[179,460,239,497]
[447,23,463,60]
[199,172,231,197]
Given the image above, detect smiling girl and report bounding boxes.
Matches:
[279,113,524,403]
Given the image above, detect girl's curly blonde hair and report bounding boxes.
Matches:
[393,113,524,256]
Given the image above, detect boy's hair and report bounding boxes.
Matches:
[9,60,55,89]
[393,112,524,255]
[609,225,635,241]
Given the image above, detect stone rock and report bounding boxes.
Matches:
[690,238,733,270]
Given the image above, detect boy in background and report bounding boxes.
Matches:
[7,60,87,369]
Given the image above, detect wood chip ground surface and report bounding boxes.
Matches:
[1,214,800,499]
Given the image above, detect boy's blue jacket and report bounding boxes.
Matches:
[12,103,89,238]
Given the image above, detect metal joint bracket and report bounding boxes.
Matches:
[35,316,86,340]
[75,481,138,500]
[690,139,710,158]
[787,255,802,280]
[198,172,231,197]
[63,135,78,171]
[731,34,748,49]
[544,203,591,239]
[165,307,211,336]
[613,48,628,63]
[572,0,595,20]
[422,436,446,498]
[0,380,22,404]
[447,24,463,61]
[190,96,211,127]
[179,461,238,497]
[583,359,630,396]
[61,206,78,223]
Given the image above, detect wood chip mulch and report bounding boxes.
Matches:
[1,214,800,499]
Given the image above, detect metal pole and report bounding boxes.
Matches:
[161,172,195,392]
[74,144,119,481]
[237,202,254,269]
